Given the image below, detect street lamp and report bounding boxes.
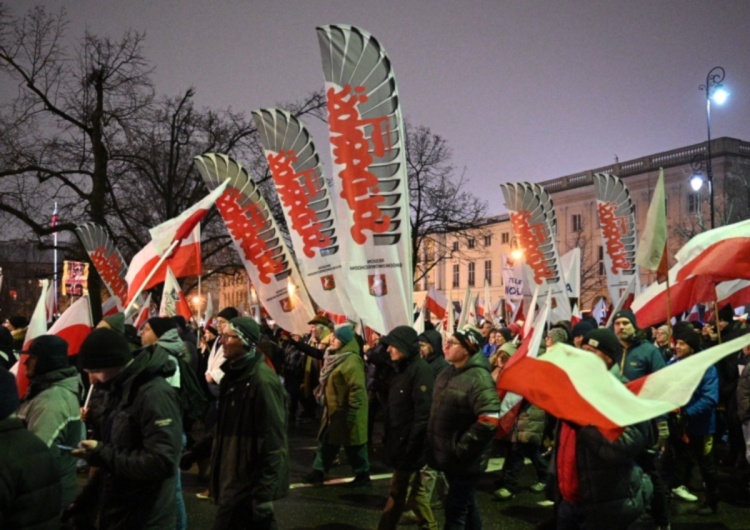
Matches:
[690,154,705,192]
[699,66,729,228]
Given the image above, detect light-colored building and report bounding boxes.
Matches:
[415,137,750,316]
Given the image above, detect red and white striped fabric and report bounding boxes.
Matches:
[133,294,152,330]
[45,283,57,321]
[159,267,193,321]
[632,270,716,329]
[675,218,750,283]
[48,296,93,356]
[11,281,49,397]
[102,296,122,317]
[717,279,750,310]
[499,333,750,439]
[425,287,449,320]
[125,226,201,306]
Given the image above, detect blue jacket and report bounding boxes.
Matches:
[668,358,718,438]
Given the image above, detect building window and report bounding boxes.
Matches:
[687,192,700,213]
[468,238,476,249]
[484,235,492,247]
[484,260,492,285]
[468,262,476,287]
[452,263,460,288]
[598,246,605,276]
[452,241,459,252]
[501,232,510,244]
[572,213,582,232]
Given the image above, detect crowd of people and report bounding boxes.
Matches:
[1,302,749,529]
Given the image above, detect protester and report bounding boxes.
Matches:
[301,323,371,486]
[0,326,17,369]
[376,325,434,530]
[301,314,334,420]
[664,323,720,515]
[182,317,289,529]
[66,327,182,528]
[551,328,654,530]
[17,335,84,509]
[3,314,28,353]
[736,329,750,484]
[570,321,594,348]
[654,325,674,361]
[427,325,500,528]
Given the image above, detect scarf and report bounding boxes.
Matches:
[314,349,355,406]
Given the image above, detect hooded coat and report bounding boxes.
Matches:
[382,347,435,470]
[75,347,182,529]
[17,366,84,508]
[419,330,449,378]
[318,338,368,446]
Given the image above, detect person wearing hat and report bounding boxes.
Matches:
[612,308,671,529]
[182,317,289,529]
[3,314,28,353]
[427,325,500,528]
[550,328,655,530]
[65,327,183,529]
[0,367,63,529]
[570,320,595,348]
[205,307,240,389]
[17,334,84,509]
[302,314,334,420]
[301,323,371,487]
[376,325,435,530]
[664,324,720,514]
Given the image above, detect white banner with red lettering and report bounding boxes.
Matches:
[593,173,641,305]
[317,25,413,335]
[252,108,356,318]
[500,182,571,321]
[194,154,316,335]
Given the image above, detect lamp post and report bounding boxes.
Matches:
[698,66,729,229]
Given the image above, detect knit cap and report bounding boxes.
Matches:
[25,335,69,375]
[453,325,483,354]
[672,322,701,353]
[228,317,260,347]
[612,309,638,329]
[381,325,419,358]
[147,317,177,338]
[217,307,239,322]
[333,324,355,345]
[718,304,735,324]
[571,320,595,339]
[0,367,19,420]
[583,328,623,367]
[79,328,133,370]
[8,315,28,330]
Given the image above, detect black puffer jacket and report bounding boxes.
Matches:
[0,416,61,530]
[383,354,435,470]
[427,353,500,475]
[552,421,654,530]
[76,347,183,529]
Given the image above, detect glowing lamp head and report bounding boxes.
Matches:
[710,86,729,105]
[690,174,704,192]
[511,249,524,261]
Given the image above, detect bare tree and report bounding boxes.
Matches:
[407,124,488,286]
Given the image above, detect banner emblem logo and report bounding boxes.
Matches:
[368,274,387,297]
[321,275,336,291]
[279,297,294,312]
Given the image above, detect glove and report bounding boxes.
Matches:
[657,420,669,449]
[180,451,197,471]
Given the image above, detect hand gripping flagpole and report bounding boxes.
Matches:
[123,239,181,319]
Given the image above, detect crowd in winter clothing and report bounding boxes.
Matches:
[1,301,750,529]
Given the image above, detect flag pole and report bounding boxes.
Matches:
[123,239,181,318]
[53,202,58,317]
[664,273,673,337]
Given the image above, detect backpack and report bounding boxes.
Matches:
[176,355,210,425]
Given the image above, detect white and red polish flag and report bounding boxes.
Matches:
[133,294,152,330]
[48,295,93,355]
[101,296,122,318]
[571,303,582,327]
[45,282,57,321]
[495,294,550,437]
[499,330,750,440]
[125,225,201,306]
[159,266,192,321]
[636,168,669,277]
[11,280,49,397]
[425,287,449,321]
[717,279,750,310]
[605,274,637,327]
[675,218,750,282]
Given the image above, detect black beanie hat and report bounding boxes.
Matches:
[228,317,260,347]
[25,335,69,375]
[79,328,133,370]
[583,328,623,367]
[217,307,239,321]
[497,328,513,342]
[147,317,177,338]
[612,309,638,329]
[673,323,701,353]
[718,304,735,324]
[453,325,483,354]
[173,315,187,331]
[572,320,595,339]
[0,367,19,420]
[8,315,28,330]
[381,325,419,358]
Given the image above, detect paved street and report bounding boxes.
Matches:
[179,419,750,529]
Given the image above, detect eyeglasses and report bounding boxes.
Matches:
[221,334,240,340]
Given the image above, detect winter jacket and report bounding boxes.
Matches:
[419,330,449,378]
[622,337,665,380]
[382,354,435,470]
[552,420,654,530]
[319,338,368,446]
[75,347,183,529]
[0,416,61,530]
[512,401,546,446]
[668,358,719,438]
[427,353,500,475]
[17,366,84,508]
[715,320,746,408]
[210,350,289,506]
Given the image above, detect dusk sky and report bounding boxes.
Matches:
[10,0,750,212]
